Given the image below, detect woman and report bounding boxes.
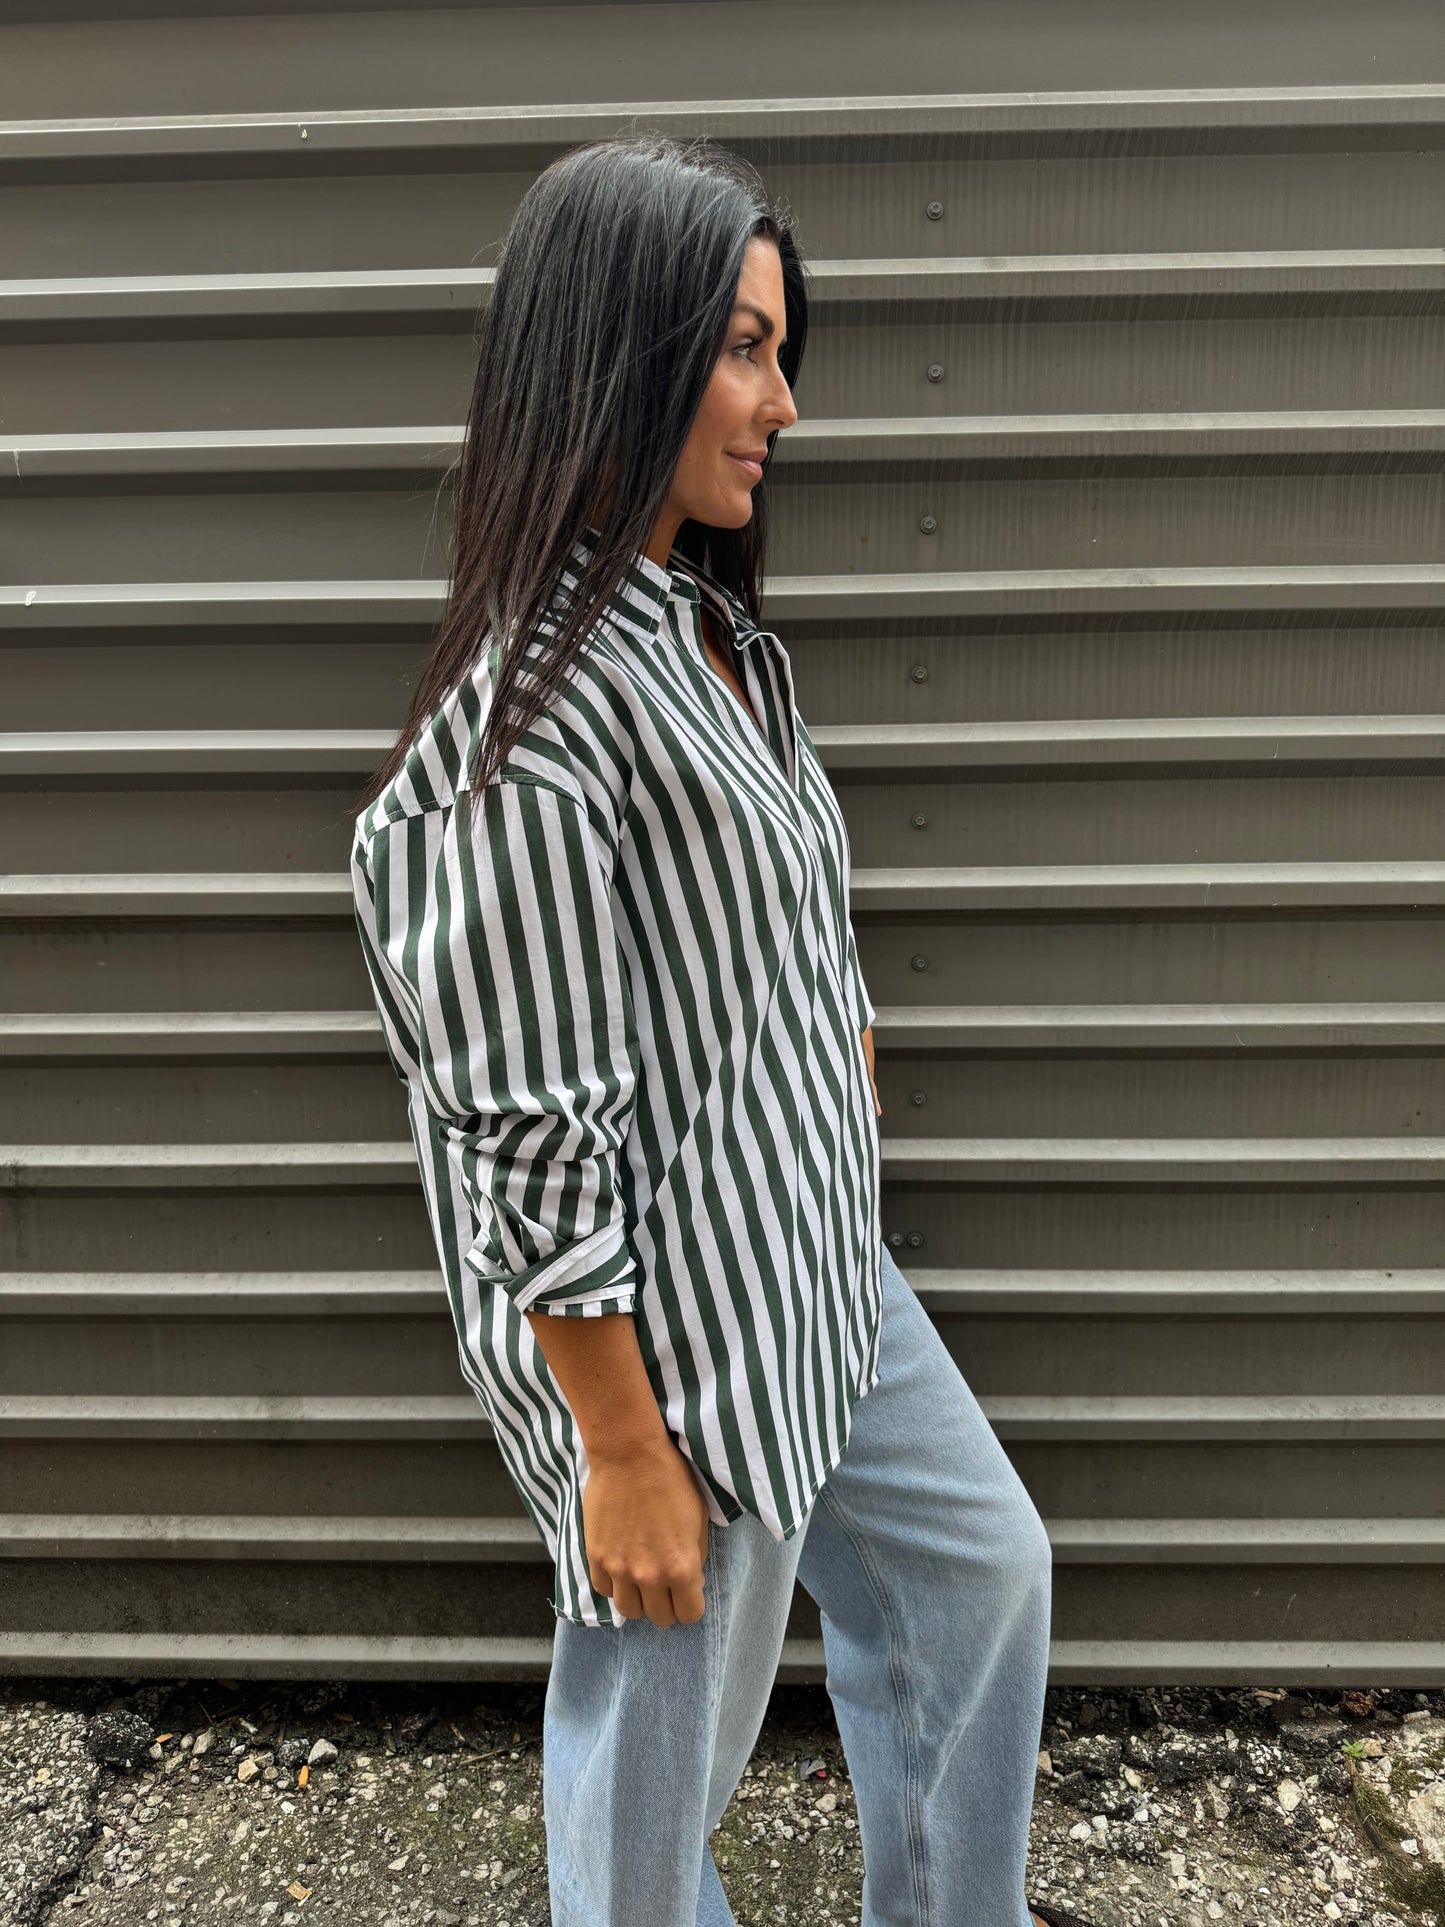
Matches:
[351,133,1088,1927]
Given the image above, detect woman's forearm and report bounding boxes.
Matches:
[524,1306,675,1466]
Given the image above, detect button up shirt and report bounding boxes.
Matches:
[350,523,882,1626]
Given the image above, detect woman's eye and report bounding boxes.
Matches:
[733,337,761,360]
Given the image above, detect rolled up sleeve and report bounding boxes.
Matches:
[365,775,641,1318]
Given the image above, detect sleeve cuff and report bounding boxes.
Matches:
[468,1217,638,1316]
[538,1292,636,1318]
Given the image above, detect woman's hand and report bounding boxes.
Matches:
[583,1436,712,1628]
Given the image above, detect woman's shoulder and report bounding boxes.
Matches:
[357,632,635,849]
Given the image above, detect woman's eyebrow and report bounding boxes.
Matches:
[733,301,786,347]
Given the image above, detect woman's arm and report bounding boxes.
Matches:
[523,1306,671,1464]
[525,1305,711,1628]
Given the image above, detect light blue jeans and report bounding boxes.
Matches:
[542,1241,1053,1926]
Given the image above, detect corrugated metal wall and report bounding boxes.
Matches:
[2,0,1443,1684]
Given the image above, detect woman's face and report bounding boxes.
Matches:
[661,237,798,547]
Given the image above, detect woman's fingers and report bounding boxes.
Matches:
[668,1571,706,1625]
[583,1451,711,1627]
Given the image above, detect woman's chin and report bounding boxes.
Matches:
[683,488,755,532]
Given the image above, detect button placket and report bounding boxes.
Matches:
[685,591,791,791]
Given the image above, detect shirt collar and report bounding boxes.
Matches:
[561,522,761,652]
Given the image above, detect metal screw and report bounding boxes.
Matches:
[926,200,944,220]
[911,811,929,829]
[918,514,937,535]
[910,664,929,684]
[909,1090,927,1107]
[926,363,944,383]
[905,1230,924,1249]
[910,953,929,972]
[887,1231,905,1249]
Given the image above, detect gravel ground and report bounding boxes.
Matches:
[3,1674,1444,1926]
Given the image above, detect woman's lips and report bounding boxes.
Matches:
[728,454,764,480]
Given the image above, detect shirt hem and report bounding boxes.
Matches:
[550,1356,885,1627]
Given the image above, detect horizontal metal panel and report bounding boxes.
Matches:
[12,769,1445,870]
[5,1309,1441,1399]
[851,774,1445,862]
[5,255,1444,348]
[0,925,376,1012]
[0,1550,1436,1644]
[0,1268,436,1312]
[0,641,426,730]
[9,1135,1445,1190]
[0,1009,386,1055]
[6,153,1444,280]
[4,1511,1441,1565]
[0,792,364,874]
[0,1188,439,1274]
[13,1050,1445,1141]
[852,863,1445,911]
[38,713,1445,778]
[1055,1564,1445,1644]
[4,3,1443,117]
[9,625,1445,735]
[0,1395,484,1438]
[10,412,1445,484]
[0,1009,385,1055]
[1011,1440,1445,1519]
[8,915,1445,1012]
[6,1432,1441,1522]
[0,1628,1440,1687]
[6,316,1443,438]
[7,1170,1445,1269]
[0,1437,510,1515]
[5,1391,1444,1439]
[0,334,473,434]
[8,1265,1445,1318]
[7,476,1445,584]
[860,917,1445,1008]
[6,568,1444,630]
[7,862,1445,918]
[4,87,1443,176]
[0,1512,549,1561]
[7,1002,1445,1061]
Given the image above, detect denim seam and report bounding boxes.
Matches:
[816,1479,931,1924]
[704,1521,730,1738]
[698,1520,732,1856]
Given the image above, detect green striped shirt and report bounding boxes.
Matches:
[350,524,882,1626]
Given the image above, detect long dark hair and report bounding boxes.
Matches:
[357,132,809,810]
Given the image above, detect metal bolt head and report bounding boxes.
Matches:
[909,953,929,972]
[910,811,929,829]
[887,1230,905,1249]
[909,1090,926,1106]
[905,1230,924,1249]
[918,514,937,535]
[910,664,929,683]
[926,200,944,220]
[926,363,944,383]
